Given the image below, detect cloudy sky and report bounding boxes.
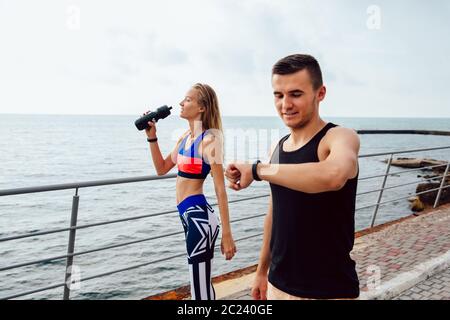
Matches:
[1,0,449,117]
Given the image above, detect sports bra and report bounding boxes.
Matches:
[177,131,211,179]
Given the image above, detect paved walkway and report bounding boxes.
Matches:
[219,203,450,300]
[393,267,450,300]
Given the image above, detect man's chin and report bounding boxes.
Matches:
[284,118,307,129]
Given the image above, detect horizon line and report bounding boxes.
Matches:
[1,113,450,119]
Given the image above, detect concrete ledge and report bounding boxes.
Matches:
[144,265,257,300]
[360,250,450,300]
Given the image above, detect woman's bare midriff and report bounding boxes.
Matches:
[176,176,205,205]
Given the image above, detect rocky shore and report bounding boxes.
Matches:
[384,158,449,211]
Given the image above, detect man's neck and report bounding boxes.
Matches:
[288,117,327,146]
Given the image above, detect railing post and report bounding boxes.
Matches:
[433,162,449,208]
[370,153,393,228]
[63,188,80,300]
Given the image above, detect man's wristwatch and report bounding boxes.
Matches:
[147,137,158,143]
[252,160,262,181]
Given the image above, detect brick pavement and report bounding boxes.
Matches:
[392,267,450,300]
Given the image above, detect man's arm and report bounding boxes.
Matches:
[258,197,272,274]
[251,142,278,300]
[226,127,360,193]
[258,127,360,193]
[251,193,273,300]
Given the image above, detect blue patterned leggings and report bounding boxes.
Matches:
[177,194,220,300]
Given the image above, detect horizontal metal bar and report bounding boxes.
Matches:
[79,252,188,285]
[4,159,443,200]
[356,184,450,212]
[79,232,264,284]
[0,254,67,273]
[357,130,450,136]
[0,230,182,272]
[1,232,264,300]
[0,212,267,272]
[63,211,264,258]
[230,232,263,243]
[0,194,270,243]
[230,213,266,224]
[0,281,67,300]
[359,163,448,181]
[214,194,270,205]
[0,174,177,196]
[359,145,450,158]
[0,208,178,242]
[357,173,450,196]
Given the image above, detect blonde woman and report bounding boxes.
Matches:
[144,83,236,300]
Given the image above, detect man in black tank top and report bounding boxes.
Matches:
[225,54,360,299]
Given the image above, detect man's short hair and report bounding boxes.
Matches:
[272,54,323,90]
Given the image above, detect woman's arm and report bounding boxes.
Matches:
[148,141,177,176]
[145,119,186,176]
[210,162,236,260]
[203,134,236,260]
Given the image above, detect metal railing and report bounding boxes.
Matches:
[0,145,449,300]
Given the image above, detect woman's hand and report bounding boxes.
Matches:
[221,233,237,261]
[142,111,157,139]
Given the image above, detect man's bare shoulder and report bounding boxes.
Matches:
[325,126,360,144]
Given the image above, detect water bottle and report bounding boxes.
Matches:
[135,105,172,130]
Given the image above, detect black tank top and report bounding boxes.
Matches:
[268,122,359,299]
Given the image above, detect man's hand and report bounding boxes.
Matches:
[251,273,268,300]
[225,163,254,191]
